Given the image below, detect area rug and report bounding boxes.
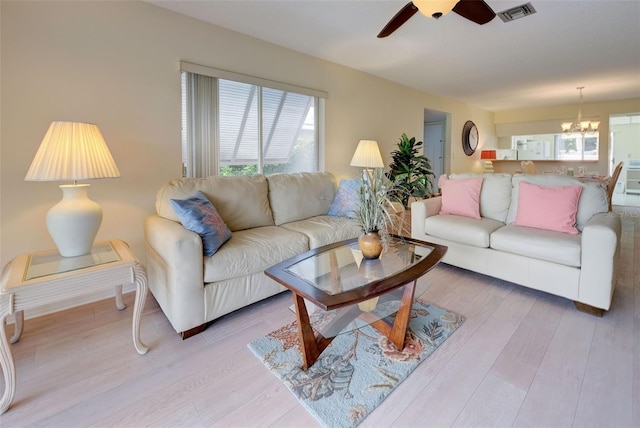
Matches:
[247,299,464,428]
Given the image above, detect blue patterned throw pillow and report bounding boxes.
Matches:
[328,179,360,218]
[170,191,232,257]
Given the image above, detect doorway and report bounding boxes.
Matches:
[609,113,640,207]
[424,109,449,190]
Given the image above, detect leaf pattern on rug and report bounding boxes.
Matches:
[378,330,423,363]
[441,312,465,332]
[412,307,430,318]
[349,405,369,425]
[286,353,355,401]
[366,366,401,392]
[423,319,444,345]
[267,322,300,351]
[267,310,338,353]
[248,300,465,428]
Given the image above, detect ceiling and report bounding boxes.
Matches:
[148,0,640,112]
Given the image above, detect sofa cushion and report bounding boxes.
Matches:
[156,174,273,232]
[267,171,337,225]
[514,182,582,234]
[424,215,504,248]
[506,174,607,231]
[280,215,362,249]
[203,226,309,283]
[439,176,483,219]
[491,224,582,267]
[170,191,232,256]
[449,173,512,223]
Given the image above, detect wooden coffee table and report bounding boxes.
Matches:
[265,235,446,370]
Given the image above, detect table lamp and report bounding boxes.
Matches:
[350,140,384,173]
[25,122,120,257]
[480,149,496,173]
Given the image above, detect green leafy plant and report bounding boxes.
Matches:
[386,133,435,208]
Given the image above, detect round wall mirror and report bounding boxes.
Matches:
[462,120,479,156]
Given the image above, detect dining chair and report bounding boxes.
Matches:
[521,160,537,174]
[607,161,624,211]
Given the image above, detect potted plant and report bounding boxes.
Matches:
[355,168,395,259]
[386,133,435,209]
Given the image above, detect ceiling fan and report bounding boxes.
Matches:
[377,0,496,38]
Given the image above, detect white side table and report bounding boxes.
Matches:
[0,239,149,414]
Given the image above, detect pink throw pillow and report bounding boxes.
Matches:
[514,182,582,234]
[439,176,483,219]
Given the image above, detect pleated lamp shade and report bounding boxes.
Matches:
[350,140,384,169]
[480,150,497,160]
[25,122,120,257]
[25,122,120,181]
[480,150,496,173]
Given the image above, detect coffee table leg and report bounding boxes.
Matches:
[292,294,336,370]
[293,294,322,370]
[388,280,418,349]
[366,280,418,350]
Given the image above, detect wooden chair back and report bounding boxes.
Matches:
[607,161,624,211]
[521,160,537,174]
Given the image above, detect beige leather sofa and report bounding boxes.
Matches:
[144,171,361,338]
[411,173,621,314]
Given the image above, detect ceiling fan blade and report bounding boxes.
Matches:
[377,2,419,38]
[452,0,496,25]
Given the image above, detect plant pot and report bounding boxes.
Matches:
[358,232,383,259]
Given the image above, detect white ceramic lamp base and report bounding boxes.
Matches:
[483,160,494,173]
[46,184,103,257]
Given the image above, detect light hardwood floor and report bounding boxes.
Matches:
[1,208,638,427]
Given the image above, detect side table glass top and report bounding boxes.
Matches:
[284,237,434,295]
[25,242,121,281]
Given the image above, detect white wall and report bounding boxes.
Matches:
[0,1,492,266]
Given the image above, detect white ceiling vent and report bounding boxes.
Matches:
[498,3,537,23]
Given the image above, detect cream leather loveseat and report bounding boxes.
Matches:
[144,171,361,338]
[411,173,621,314]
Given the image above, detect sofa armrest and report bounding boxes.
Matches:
[579,212,622,310]
[143,214,205,333]
[410,197,442,239]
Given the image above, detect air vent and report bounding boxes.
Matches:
[498,3,537,23]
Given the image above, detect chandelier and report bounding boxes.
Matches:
[561,87,600,135]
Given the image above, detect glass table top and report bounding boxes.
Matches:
[300,284,409,338]
[268,235,446,341]
[284,237,435,296]
[25,243,121,281]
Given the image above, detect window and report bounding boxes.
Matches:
[511,133,599,161]
[556,134,598,161]
[180,62,325,177]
